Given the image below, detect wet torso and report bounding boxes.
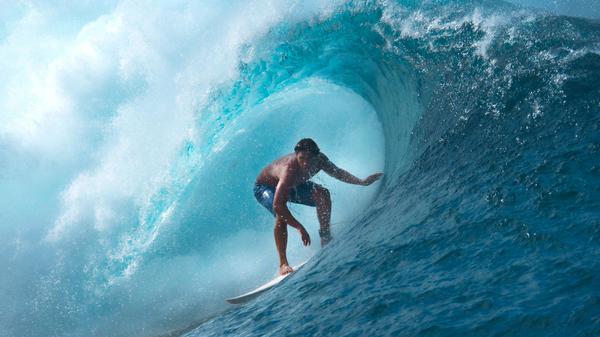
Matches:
[255,153,323,188]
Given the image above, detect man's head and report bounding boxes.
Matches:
[294,138,320,170]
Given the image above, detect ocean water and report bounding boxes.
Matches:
[0,1,599,337]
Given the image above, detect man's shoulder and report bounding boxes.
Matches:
[279,155,299,173]
[317,153,330,166]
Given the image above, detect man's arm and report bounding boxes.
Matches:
[273,170,311,245]
[320,154,383,186]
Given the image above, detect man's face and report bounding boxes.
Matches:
[296,151,316,171]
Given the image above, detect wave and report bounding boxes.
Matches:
[1,1,599,336]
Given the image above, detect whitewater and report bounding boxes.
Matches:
[0,1,599,336]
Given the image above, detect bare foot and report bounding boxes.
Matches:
[321,236,332,247]
[279,264,293,275]
[319,228,332,247]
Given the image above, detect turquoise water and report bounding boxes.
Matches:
[1,1,599,336]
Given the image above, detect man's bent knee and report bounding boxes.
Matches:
[275,216,287,227]
[312,186,330,202]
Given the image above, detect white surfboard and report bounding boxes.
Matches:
[226,260,309,304]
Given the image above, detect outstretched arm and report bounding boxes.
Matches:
[320,154,383,186]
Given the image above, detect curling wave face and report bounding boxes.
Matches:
[1,1,599,336]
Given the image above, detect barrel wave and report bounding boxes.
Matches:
[1,1,599,337]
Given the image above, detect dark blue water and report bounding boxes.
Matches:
[183,1,600,336]
[1,1,599,336]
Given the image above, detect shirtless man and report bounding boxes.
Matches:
[254,138,383,275]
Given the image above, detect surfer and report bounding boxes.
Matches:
[254,138,383,275]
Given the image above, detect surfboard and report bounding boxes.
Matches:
[226,260,309,304]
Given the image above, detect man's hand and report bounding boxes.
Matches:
[299,227,311,246]
[362,173,384,186]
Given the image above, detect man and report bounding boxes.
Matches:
[254,138,383,275]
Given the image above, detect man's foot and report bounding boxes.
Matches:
[279,264,293,275]
[319,228,332,247]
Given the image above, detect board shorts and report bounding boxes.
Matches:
[254,181,318,217]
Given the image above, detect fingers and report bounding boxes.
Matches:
[366,173,384,185]
[299,228,311,246]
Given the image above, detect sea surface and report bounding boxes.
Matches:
[0,1,599,337]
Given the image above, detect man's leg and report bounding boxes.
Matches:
[255,184,293,275]
[274,215,293,275]
[312,186,332,246]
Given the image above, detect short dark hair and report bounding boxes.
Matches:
[294,138,320,155]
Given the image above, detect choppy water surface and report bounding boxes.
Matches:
[1,1,599,336]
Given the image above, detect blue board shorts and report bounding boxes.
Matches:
[254,181,318,216]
